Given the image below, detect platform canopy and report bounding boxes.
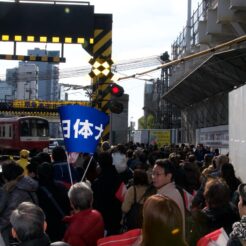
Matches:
[162,48,246,108]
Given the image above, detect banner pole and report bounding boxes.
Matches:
[81,155,93,182]
[67,157,74,186]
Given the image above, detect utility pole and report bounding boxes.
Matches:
[186,0,192,54]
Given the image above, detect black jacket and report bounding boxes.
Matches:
[92,165,122,235]
[15,234,70,246]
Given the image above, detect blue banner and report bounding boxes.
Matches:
[59,105,109,153]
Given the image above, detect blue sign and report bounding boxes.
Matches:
[59,105,109,153]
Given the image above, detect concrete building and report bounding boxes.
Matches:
[16,63,38,100]
[162,0,246,153]
[27,48,60,101]
[6,63,38,100]
[0,80,14,101]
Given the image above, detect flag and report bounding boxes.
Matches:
[59,105,109,154]
[115,182,127,203]
[197,228,229,246]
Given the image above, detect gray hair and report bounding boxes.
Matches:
[68,182,93,210]
[10,202,45,242]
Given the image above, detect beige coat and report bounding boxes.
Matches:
[157,182,186,237]
[122,185,148,213]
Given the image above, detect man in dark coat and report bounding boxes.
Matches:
[37,162,71,242]
[92,152,122,235]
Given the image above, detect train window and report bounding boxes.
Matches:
[36,119,49,137]
[20,120,31,136]
[2,126,5,137]
[0,126,2,137]
[20,118,49,137]
[9,125,12,138]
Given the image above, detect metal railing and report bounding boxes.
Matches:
[171,0,209,59]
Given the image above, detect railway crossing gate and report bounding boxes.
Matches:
[0,0,123,140]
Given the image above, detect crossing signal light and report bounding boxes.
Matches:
[109,100,124,114]
[109,83,124,114]
[110,83,124,97]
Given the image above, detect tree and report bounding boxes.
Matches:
[138,114,155,129]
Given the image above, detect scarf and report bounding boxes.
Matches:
[230,215,246,240]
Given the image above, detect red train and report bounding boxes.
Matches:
[0,116,49,155]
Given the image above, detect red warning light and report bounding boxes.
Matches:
[110,83,124,97]
[112,85,120,94]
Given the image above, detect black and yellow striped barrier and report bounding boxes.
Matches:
[0,54,65,63]
[0,34,94,45]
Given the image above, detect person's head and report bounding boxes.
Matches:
[26,156,41,178]
[20,149,30,159]
[133,169,149,186]
[221,163,236,181]
[188,154,196,163]
[204,178,230,208]
[152,159,174,189]
[68,182,93,212]
[141,195,185,246]
[52,146,67,162]
[37,162,53,183]
[126,149,134,159]
[2,160,24,182]
[36,152,51,163]
[101,141,111,152]
[97,152,113,170]
[10,202,46,242]
[215,154,229,170]
[238,183,246,217]
[203,153,213,166]
[116,144,126,154]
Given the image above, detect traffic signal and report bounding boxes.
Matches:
[110,83,124,97]
[109,83,124,114]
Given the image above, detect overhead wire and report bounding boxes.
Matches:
[117,35,246,81]
[0,55,162,83]
[1,35,246,90]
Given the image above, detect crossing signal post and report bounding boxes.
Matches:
[109,83,124,114]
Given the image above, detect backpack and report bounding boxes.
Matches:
[123,186,146,231]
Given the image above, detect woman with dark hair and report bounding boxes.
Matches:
[122,169,149,211]
[0,160,38,245]
[221,163,241,200]
[191,178,240,244]
[122,169,150,230]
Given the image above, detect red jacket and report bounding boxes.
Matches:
[63,209,104,246]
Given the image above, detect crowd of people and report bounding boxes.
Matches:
[0,142,245,246]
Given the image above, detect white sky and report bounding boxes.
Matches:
[0,0,201,126]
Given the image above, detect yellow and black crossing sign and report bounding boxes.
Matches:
[83,14,114,141]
